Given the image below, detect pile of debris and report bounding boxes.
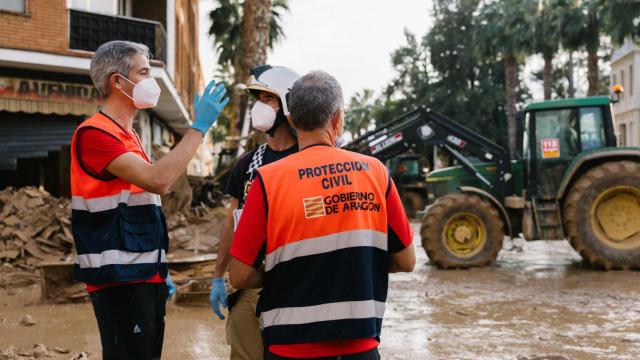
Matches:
[0,186,228,301]
[0,186,227,266]
[165,207,227,259]
[0,187,73,270]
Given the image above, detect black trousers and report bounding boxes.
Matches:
[90,282,168,360]
[265,347,381,360]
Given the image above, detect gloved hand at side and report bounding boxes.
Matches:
[166,273,177,298]
[209,277,228,320]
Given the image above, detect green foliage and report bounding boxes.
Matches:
[607,0,640,44]
[556,0,586,51]
[472,0,535,62]
[348,0,640,149]
[207,64,236,143]
[208,0,242,70]
[533,0,565,59]
[208,0,289,74]
[345,89,377,137]
[531,61,568,98]
[347,0,534,148]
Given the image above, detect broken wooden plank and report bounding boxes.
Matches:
[0,249,19,260]
[24,240,47,260]
[2,215,20,227]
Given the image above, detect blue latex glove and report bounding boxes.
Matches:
[191,80,229,135]
[209,277,228,320]
[166,273,176,298]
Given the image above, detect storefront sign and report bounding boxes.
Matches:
[0,77,100,104]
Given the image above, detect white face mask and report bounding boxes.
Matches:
[250,101,279,132]
[119,75,161,109]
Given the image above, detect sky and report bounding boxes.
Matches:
[198,0,433,101]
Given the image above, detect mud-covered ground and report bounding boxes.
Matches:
[1,223,639,359]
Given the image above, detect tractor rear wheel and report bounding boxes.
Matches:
[401,191,425,219]
[564,161,640,270]
[420,193,504,268]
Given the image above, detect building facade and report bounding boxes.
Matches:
[611,39,640,147]
[0,0,214,197]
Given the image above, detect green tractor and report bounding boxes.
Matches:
[422,96,640,270]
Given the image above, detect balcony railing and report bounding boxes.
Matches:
[69,9,167,64]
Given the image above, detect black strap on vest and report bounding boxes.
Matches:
[239,143,268,209]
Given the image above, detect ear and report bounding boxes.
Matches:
[286,114,294,127]
[109,73,123,92]
[330,111,339,128]
[332,111,344,135]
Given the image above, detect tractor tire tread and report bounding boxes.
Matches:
[564,160,640,270]
[420,193,503,269]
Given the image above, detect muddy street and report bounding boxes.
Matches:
[1,223,639,359]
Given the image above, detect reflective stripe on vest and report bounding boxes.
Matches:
[71,190,161,212]
[70,112,168,285]
[260,300,386,328]
[256,145,390,345]
[75,249,167,268]
[265,229,387,272]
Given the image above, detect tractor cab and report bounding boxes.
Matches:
[388,154,424,185]
[387,154,429,218]
[520,96,617,200]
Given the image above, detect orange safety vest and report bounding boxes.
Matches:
[256,144,390,346]
[70,112,168,285]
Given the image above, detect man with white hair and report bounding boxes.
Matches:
[71,40,227,359]
[229,71,415,359]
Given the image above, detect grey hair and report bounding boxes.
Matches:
[89,40,150,97]
[289,71,344,131]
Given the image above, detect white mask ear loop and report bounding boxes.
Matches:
[117,74,136,101]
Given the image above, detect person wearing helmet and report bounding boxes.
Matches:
[209,65,300,360]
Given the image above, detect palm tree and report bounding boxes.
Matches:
[582,0,605,96]
[208,0,242,76]
[562,0,632,96]
[209,0,288,77]
[208,0,289,138]
[345,89,377,137]
[606,0,640,45]
[557,0,584,98]
[474,0,535,155]
[534,0,564,99]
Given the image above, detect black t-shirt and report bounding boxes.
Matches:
[225,143,298,204]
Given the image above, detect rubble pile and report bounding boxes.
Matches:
[0,186,227,291]
[165,207,227,259]
[0,187,73,272]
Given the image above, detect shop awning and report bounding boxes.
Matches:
[0,48,192,134]
[0,98,99,117]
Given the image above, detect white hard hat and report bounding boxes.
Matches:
[246,65,300,116]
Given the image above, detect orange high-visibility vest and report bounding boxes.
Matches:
[70,112,168,285]
[256,144,391,346]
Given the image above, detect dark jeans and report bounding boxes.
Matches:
[90,282,168,360]
[265,347,381,360]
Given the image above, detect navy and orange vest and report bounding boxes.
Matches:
[256,145,391,346]
[70,112,168,285]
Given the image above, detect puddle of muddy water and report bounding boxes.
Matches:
[1,223,639,359]
[379,223,640,360]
